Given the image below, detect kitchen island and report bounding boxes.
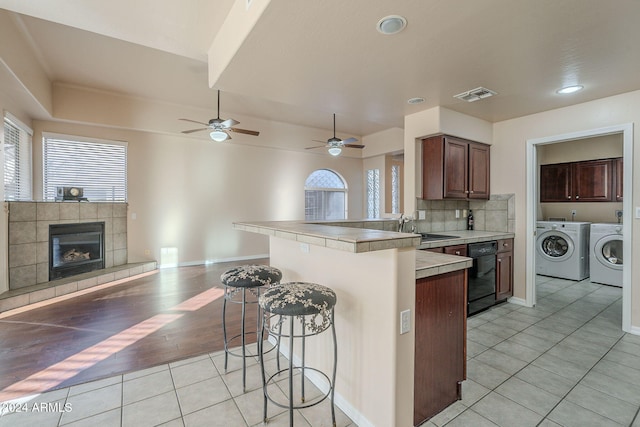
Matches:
[234,220,473,427]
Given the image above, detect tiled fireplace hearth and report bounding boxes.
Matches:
[6,201,128,290]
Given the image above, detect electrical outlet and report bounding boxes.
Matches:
[400,309,411,334]
[418,210,426,220]
[455,209,460,218]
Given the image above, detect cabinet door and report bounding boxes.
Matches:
[468,143,490,199]
[414,270,466,426]
[573,159,614,202]
[443,244,467,257]
[540,163,572,202]
[496,250,513,301]
[615,157,623,202]
[443,137,469,199]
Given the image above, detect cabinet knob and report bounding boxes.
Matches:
[567,195,571,199]
[465,190,469,194]
[455,251,461,255]
[503,242,509,247]
[470,191,474,194]
[498,259,502,263]
[576,195,580,199]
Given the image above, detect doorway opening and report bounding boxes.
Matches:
[526,124,632,333]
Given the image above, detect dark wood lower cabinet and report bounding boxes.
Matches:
[414,270,467,426]
[496,239,514,301]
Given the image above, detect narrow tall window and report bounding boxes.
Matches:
[3,114,33,201]
[43,134,127,202]
[367,168,380,218]
[391,164,400,214]
[305,169,347,220]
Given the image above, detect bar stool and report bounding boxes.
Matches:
[221,264,282,392]
[258,282,337,427]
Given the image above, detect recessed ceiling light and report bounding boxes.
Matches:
[376,15,407,35]
[556,85,583,94]
[407,97,425,104]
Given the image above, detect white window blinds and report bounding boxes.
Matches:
[3,114,33,201]
[43,134,127,202]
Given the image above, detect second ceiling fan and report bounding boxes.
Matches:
[180,90,259,142]
[306,113,364,156]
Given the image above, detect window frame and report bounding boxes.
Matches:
[304,169,348,220]
[3,112,33,201]
[42,132,128,202]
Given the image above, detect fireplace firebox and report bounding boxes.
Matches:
[49,222,105,280]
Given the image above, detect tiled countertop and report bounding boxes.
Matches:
[233,221,514,279]
[233,221,420,253]
[415,251,473,279]
[417,229,515,249]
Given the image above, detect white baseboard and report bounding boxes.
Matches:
[506,296,528,307]
[159,254,270,269]
[628,324,640,336]
[267,336,375,427]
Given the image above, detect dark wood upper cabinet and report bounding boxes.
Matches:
[574,159,613,201]
[540,158,621,203]
[423,135,490,200]
[615,157,623,201]
[539,162,572,202]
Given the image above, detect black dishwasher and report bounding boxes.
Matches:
[467,241,498,316]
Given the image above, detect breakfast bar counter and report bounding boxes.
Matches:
[235,220,473,427]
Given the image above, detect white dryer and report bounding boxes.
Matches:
[536,221,590,281]
[589,223,623,287]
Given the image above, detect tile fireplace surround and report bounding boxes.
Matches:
[6,201,128,291]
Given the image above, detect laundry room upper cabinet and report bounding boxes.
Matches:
[422,135,490,200]
[540,158,619,202]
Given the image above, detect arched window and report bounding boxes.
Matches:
[304,169,347,220]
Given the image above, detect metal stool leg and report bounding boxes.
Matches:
[288,315,295,427]
[330,310,337,427]
[300,315,306,403]
[240,288,247,392]
[222,287,229,372]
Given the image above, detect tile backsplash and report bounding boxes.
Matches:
[415,194,515,233]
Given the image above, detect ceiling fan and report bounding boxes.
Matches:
[306,113,364,156]
[179,90,260,141]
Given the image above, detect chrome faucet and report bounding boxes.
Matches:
[398,214,411,232]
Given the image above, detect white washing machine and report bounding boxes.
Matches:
[589,223,623,287]
[536,221,590,280]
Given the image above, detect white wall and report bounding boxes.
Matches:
[493,90,640,328]
[30,119,364,267]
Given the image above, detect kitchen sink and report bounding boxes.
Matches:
[420,233,459,242]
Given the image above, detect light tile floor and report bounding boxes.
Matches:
[424,275,640,427]
[2,275,639,427]
[0,341,354,427]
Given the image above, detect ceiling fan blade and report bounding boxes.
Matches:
[179,118,209,126]
[306,145,327,150]
[344,144,365,149]
[312,139,329,144]
[229,127,260,136]
[220,118,239,128]
[181,128,209,134]
[342,137,358,144]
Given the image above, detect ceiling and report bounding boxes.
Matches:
[2,0,640,138]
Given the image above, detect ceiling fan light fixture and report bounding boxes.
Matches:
[556,85,583,94]
[376,15,407,35]
[210,130,229,142]
[328,146,342,156]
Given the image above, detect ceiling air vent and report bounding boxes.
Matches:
[453,87,497,102]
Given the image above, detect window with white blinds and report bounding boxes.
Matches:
[3,114,33,201]
[43,134,127,202]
